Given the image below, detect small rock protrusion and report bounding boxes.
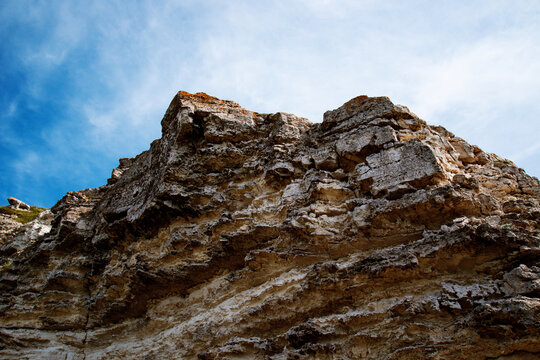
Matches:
[7,197,31,211]
[453,174,480,190]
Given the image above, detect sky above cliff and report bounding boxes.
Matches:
[1,0,539,207]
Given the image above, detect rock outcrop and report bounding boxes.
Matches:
[0,91,539,359]
[7,197,30,211]
[0,214,21,244]
[0,210,53,253]
[0,200,50,246]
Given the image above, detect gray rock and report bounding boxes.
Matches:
[353,139,444,196]
[7,197,30,211]
[336,125,397,163]
[0,91,538,360]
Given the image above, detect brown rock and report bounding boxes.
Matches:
[0,91,539,359]
[7,197,30,210]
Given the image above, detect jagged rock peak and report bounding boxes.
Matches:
[0,91,539,359]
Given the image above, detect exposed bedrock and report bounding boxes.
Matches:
[0,91,538,359]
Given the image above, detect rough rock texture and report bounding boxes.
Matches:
[7,197,30,211]
[0,210,53,252]
[0,214,21,242]
[0,203,51,246]
[1,91,539,359]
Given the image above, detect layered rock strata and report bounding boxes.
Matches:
[0,91,539,359]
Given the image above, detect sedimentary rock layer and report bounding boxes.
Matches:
[0,92,539,359]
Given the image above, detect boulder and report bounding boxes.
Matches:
[7,197,30,211]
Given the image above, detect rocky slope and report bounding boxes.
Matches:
[0,91,539,359]
[0,202,51,248]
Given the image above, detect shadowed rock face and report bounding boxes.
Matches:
[0,91,539,359]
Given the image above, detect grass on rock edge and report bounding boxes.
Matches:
[0,206,47,224]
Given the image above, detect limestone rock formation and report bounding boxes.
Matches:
[0,199,51,246]
[0,91,539,359]
[0,214,21,243]
[0,210,53,253]
[7,197,30,211]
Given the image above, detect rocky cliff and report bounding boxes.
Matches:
[0,91,539,359]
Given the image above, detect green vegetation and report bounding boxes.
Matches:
[0,260,12,272]
[0,206,47,224]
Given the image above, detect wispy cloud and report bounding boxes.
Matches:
[404,29,540,169]
[410,34,540,117]
[1,0,539,206]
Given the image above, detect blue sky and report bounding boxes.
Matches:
[1,0,539,207]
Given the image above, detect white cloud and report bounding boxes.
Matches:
[410,34,540,118]
[2,0,540,207]
[511,142,540,162]
[400,29,540,172]
[80,0,540,176]
[12,151,41,177]
[4,101,17,118]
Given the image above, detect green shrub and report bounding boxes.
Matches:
[0,206,47,224]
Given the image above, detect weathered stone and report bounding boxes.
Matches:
[353,139,444,196]
[0,91,539,359]
[0,214,21,244]
[7,197,30,210]
[335,125,396,164]
[450,137,476,164]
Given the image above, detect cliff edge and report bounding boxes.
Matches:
[0,91,539,359]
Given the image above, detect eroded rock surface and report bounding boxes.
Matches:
[0,215,21,242]
[0,92,539,359]
[7,197,30,211]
